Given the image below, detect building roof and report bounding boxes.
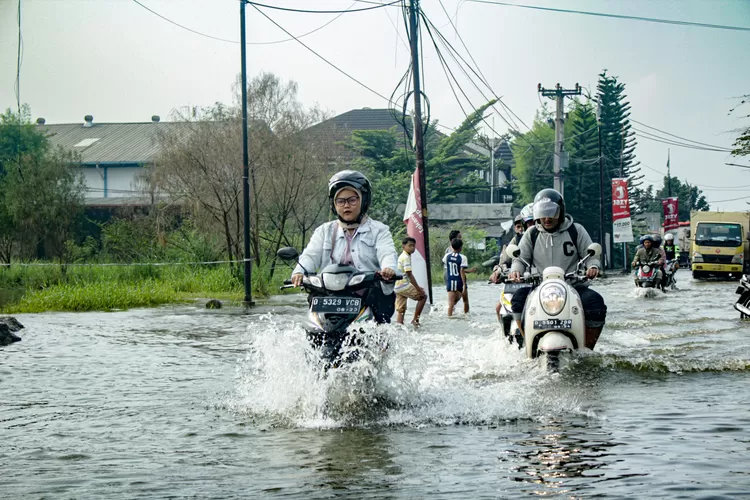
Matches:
[313,108,408,134]
[38,121,184,165]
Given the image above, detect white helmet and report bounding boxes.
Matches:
[664,233,674,241]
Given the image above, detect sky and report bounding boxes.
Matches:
[1,0,749,210]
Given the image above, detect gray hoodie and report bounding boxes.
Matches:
[510,214,600,280]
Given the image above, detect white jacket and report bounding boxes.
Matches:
[292,218,398,277]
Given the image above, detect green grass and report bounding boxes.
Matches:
[0,262,293,313]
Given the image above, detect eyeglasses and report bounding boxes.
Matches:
[335,196,360,207]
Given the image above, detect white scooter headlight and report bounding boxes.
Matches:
[322,273,349,291]
[642,265,651,273]
[539,283,567,316]
[348,274,366,286]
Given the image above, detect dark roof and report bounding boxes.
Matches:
[38,122,185,165]
[313,108,408,133]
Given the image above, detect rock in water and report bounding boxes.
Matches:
[205,299,223,309]
[0,324,21,346]
[0,316,24,332]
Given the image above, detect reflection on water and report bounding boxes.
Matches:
[506,419,628,496]
[302,429,402,494]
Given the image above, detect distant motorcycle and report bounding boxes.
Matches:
[663,260,678,290]
[484,256,538,347]
[277,247,400,370]
[633,260,662,289]
[735,274,750,319]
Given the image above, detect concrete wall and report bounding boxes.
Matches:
[79,166,145,198]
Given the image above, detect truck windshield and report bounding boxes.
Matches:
[695,223,743,247]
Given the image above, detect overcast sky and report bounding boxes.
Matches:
[1,0,749,210]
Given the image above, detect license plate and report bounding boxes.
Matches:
[502,283,532,294]
[311,297,362,314]
[533,319,572,330]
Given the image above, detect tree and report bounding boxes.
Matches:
[509,109,555,206]
[564,100,601,233]
[151,73,334,274]
[729,94,749,157]
[348,101,496,227]
[634,176,709,221]
[0,107,86,263]
[597,71,643,208]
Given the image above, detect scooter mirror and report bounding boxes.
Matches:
[506,244,521,258]
[276,247,300,261]
[482,256,500,268]
[586,243,602,258]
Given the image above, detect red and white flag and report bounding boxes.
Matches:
[611,178,634,243]
[662,197,679,231]
[403,170,429,292]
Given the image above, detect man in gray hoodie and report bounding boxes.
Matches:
[508,189,607,349]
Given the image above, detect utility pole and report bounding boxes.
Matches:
[538,83,581,195]
[490,117,495,204]
[240,0,254,306]
[596,100,607,269]
[408,0,434,303]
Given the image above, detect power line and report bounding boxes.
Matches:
[464,0,750,32]
[246,0,400,14]
[705,195,749,203]
[131,0,354,45]
[633,128,732,152]
[631,119,733,151]
[251,4,394,104]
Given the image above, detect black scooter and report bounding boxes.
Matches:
[277,247,400,369]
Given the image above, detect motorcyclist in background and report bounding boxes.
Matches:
[632,234,665,287]
[662,233,680,289]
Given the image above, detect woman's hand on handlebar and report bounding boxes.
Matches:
[586,267,600,280]
[291,273,304,287]
[509,271,521,282]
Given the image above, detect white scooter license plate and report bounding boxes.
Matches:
[311,297,361,314]
[533,319,572,329]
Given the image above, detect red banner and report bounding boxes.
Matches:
[403,169,428,293]
[611,178,634,243]
[662,197,679,231]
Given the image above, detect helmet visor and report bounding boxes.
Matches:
[533,200,560,219]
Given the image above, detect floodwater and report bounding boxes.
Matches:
[2,273,750,498]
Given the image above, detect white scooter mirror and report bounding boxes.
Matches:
[586,243,602,258]
[506,244,521,258]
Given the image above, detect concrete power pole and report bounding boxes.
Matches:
[538,83,581,195]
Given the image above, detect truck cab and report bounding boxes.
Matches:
[690,211,750,279]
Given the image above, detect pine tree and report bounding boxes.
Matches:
[565,100,601,235]
[597,71,642,208]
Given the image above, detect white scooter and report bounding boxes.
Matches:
[506,242,602,370]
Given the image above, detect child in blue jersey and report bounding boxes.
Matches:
[442,238,469,317]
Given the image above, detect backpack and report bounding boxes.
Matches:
[528,224,580,266]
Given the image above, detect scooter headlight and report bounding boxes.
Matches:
[539,283,567,316]
[348,274,366,287]
[322,273,349,291]
[642,265,651,273]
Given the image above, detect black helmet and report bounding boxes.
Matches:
[533,188,565,222]
[652,234,662,248]
[328,170,372,220]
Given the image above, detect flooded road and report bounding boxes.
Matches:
[2,273,750,498]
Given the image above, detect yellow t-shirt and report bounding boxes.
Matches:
[395,251,412,290]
